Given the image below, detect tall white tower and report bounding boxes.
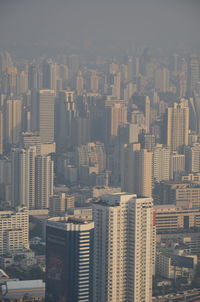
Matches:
[93,193,154,302]
[35,155,54,209]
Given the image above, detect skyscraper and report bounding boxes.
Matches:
[3,99,22,148]
[164,99,189,152]
[11,147,36,209]
[93,193,154,302]
[45,217,94,302]
[105,101,127,146]
[153,144,171,182]
[187,54,199,95]
[122,143,153,197]
[35,155,54,209]
[55,90,76,152]
[38,89,55,143]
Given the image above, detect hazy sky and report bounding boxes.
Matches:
[0,0,199,54]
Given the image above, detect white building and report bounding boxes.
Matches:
[11,147,36,209]
[153,144,170,182]
[35,155,54,209]
[0,207,29,255]
[93,193,154,302]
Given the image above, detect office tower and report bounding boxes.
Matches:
[170,152,185,180]
[56,64,69,90]
[28,64,42,90]
[139,131,156,152]
[0,111,3,154]
[185,143,200,173]
[16,70,28,95]
[2,66,18,95]
[153,145,170,182]
[38,89,55,143]
[187,54,199,95]
[55,90,76,152]
[0,157,11,202]
[42,60,57,90]
[164,99,189,152]
[122,144,153,197]
[20,131,41,155]
[11,147,36,209]
[76,71,84,96]
[93,193,154,302]
[105,101,127,145]
[132,95,151,132]
[35,155,54,209]
[192,91,200,136]
[67,54,80,79]
[110,72,121,99]
[45,217,94,302]
[72,116,91,147]
[3,99,22,147]
[90,70,99,93]
[49,193,75,216]
[0,207,29,255]
[155,66,170,92]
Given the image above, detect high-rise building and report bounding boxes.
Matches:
[132,95,151,132]
[45,217,94,302]
[170,152,185,180]
[122,143,152,197]
[155,66,170,93]
[0,207,29,255]
[187,54,199,95]
[164,99,189,152]
[38,90,55,143]
[153,144,171,182]
[28,64,42,90]
[93,193,154,302]
[20,131,41,155]
[42,60,57,90]
[105,101,127,145]
[35,155,54,209]
[11,147,36,209]
[49,193,75,216]
[139,131,156,152]
[55,90,76,152]
[3,99,22,148]
[0,111,3,154]
[185,143,200,173]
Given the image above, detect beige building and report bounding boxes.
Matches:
[122,143,152,197]
[49,193,75,216]
[185,143,200,173]
[11,147,37,209]
[153,144,170,182]
[0,207,29,255]
[35,155,54,209]
[105,101,127,145]
[93,193,154,302]
[170,152,185,180]
[39,89,55,143]
[154,205,200,232]
[3,99,22,146]
[165,99,189,151]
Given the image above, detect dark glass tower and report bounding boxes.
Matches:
[45,217,94,302]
